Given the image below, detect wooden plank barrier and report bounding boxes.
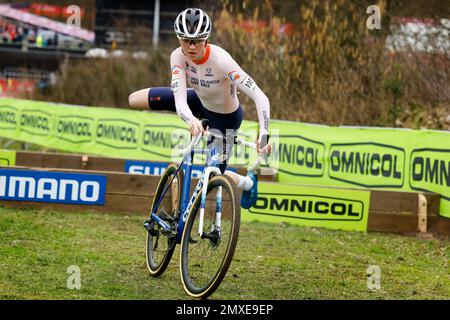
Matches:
[1,163,448,237]
[0,166,160,215]
[14,150,278,181]
[367,190,448,236]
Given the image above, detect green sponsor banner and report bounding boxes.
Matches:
[96,118,140,149]
[241,182,370,231]
[269,121,450,218]
[18,109,53,137]
[0,105,19,131]
[0,98,258,171]
[0,98,449,218]
[409,148,450,216]
[0,149,16,166]
[55,115,95,144]
[329,142,405,188]
[0,98,258,166]
[270,134,325,177]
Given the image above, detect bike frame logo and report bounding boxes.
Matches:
[271,135,325,177]
[329,143,405,188]
[96,118,140,149]
[56,115,94,144]
[19,109,53,136]
[0,105,18,130]
[249,193,364,221]
[0,169,106,205]
[410,148,449,200]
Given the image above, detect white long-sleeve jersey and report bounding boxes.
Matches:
[170,44,270,138]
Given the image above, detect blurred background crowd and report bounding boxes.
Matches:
[0,0,448,130]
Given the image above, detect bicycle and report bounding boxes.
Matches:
[144,120,263,299]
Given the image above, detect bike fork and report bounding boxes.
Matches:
[198,167,221,236]
[214,186,222,233]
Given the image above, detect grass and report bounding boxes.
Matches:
[0,206,448,300]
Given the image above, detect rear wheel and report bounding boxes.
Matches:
[146,163,183,276]
[180,174,240,299]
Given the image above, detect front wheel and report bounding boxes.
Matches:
[180,174,240,299]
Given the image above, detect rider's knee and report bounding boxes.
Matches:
[128,89,150,109]
[128,91,139,107]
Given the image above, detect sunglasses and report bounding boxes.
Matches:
[179,38,207,45]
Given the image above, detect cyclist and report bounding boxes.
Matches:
[128,7,270,209]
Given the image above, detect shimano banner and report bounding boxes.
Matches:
[0,169,106,205]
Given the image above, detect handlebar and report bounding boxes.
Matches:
[178,130,267,173]
[177,133,203,158]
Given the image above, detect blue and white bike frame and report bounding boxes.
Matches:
[149,131,261,244]
[149,133,223,244]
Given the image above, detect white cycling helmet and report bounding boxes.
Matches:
[174,8,212,39]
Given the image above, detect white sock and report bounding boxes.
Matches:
[237,175,254,191]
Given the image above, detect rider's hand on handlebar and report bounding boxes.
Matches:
[189,118,206,137]
[257,134,271,156]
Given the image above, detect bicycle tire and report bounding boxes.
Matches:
[179,174,241,299]
[146,163,184,277]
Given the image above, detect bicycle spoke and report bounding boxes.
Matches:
[153,233,159,251]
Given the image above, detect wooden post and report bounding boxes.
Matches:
[81,155,89,169]
[417,193,427,233]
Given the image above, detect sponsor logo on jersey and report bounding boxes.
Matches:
[200,79,220,88]
[171,78,181,92]
[205,68,214,77]
[242,75,257,90]
[171,65,182,76]
[190,77,199,86]
[228,71,241,82]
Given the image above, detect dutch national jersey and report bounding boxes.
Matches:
[170,44,270,137]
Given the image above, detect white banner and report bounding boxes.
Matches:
[0,4,94,42]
